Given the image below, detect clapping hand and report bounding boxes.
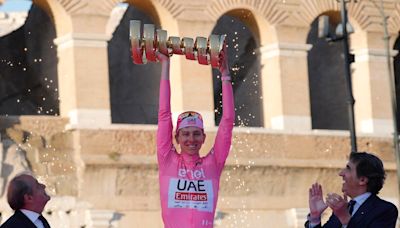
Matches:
[326,193,351,225]
[309,183,328,221]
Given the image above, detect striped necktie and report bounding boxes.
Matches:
[348,200,356,215]
[38,215,51,228]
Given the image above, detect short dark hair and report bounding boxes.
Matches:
[7,174,34,210]
[350,152,385,195]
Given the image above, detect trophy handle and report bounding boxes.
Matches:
[210,34,226,68]
[182,37,195,60]
[195,37,208,65]
[156,29,170,56]
[130,20,145,64]
[144,24,157,62]
[168,36,183,55]
[130,20,227,68]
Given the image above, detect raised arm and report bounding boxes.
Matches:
[213,44,235,167]
[156,52,173,162]
[305,183,328,227]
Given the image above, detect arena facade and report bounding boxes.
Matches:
[0,0,400,227]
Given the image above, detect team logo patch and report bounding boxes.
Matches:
[168,178,214,212]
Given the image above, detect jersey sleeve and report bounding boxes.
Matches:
[213,81,235,170]
[157,79,174,165]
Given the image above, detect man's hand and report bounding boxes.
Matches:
[309,183,328,222]
[156,51,170,80]
[156,51,169,63]
[326,193,351,225]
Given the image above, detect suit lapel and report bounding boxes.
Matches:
[348,194,377,226]
[39,215,51,228]
[15,210,38,228]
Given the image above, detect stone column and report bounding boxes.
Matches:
[54,33,112,129]
[350,30,396,135]
[260,41,312,130]
[352,47,395,134]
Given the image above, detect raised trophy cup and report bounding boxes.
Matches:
[130,20,226,68]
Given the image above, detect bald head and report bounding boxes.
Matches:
[7,174,34,210]
[7,174,50,213]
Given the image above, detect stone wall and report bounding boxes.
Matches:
[1,116,398,227]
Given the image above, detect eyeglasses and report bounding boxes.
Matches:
[177,111,203,122]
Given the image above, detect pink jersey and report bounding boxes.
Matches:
[157,79,234,228]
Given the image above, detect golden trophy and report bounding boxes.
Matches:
[130,20,226,68]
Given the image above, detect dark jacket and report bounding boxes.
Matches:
[305,194,398,228]
[0,210,50,228]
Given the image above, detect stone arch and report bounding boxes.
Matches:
[107,0,179,124]
[125,0,179,34]
[295,0,340,26]
[124,0,160,26]
[206,2,289,128]
[297,1,400,133]
[390,3,400,33]
[211,9,263,127]
[107,4,159,124]
[206,0,292,26]
[207,1,315,130]
[33,0,73,36]
[297,0,399,33]
[0,1,59,115]
[306,10,349,130]
[206,0,285,47]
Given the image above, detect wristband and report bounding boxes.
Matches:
[221,76,231,81]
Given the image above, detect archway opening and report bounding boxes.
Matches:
[0,3,58,115]
[211,10,263,127]
[307,11,348,130]
[108,4,161,124]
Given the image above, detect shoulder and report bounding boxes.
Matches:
[378,196,397,208]
[0,211,33,228]
[372,195,395,205]
[369,195,398,212]
[0,212,21,227]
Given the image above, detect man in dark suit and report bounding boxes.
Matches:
[305,152,398,228]
[0,173,51,228]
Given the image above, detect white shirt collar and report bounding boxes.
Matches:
[350,192,371,215]
[20,209,40,224]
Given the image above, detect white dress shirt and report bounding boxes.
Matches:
[20,209,45,228]
[349,192,371,216]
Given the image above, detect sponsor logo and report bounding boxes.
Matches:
[176,179,206,192]
[175,192,208,201]
[168,178,214,212]
[178,168,206,179]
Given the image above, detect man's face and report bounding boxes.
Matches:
[175,126,206,155]
[338,160,366,198]
[24,175,51,213]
